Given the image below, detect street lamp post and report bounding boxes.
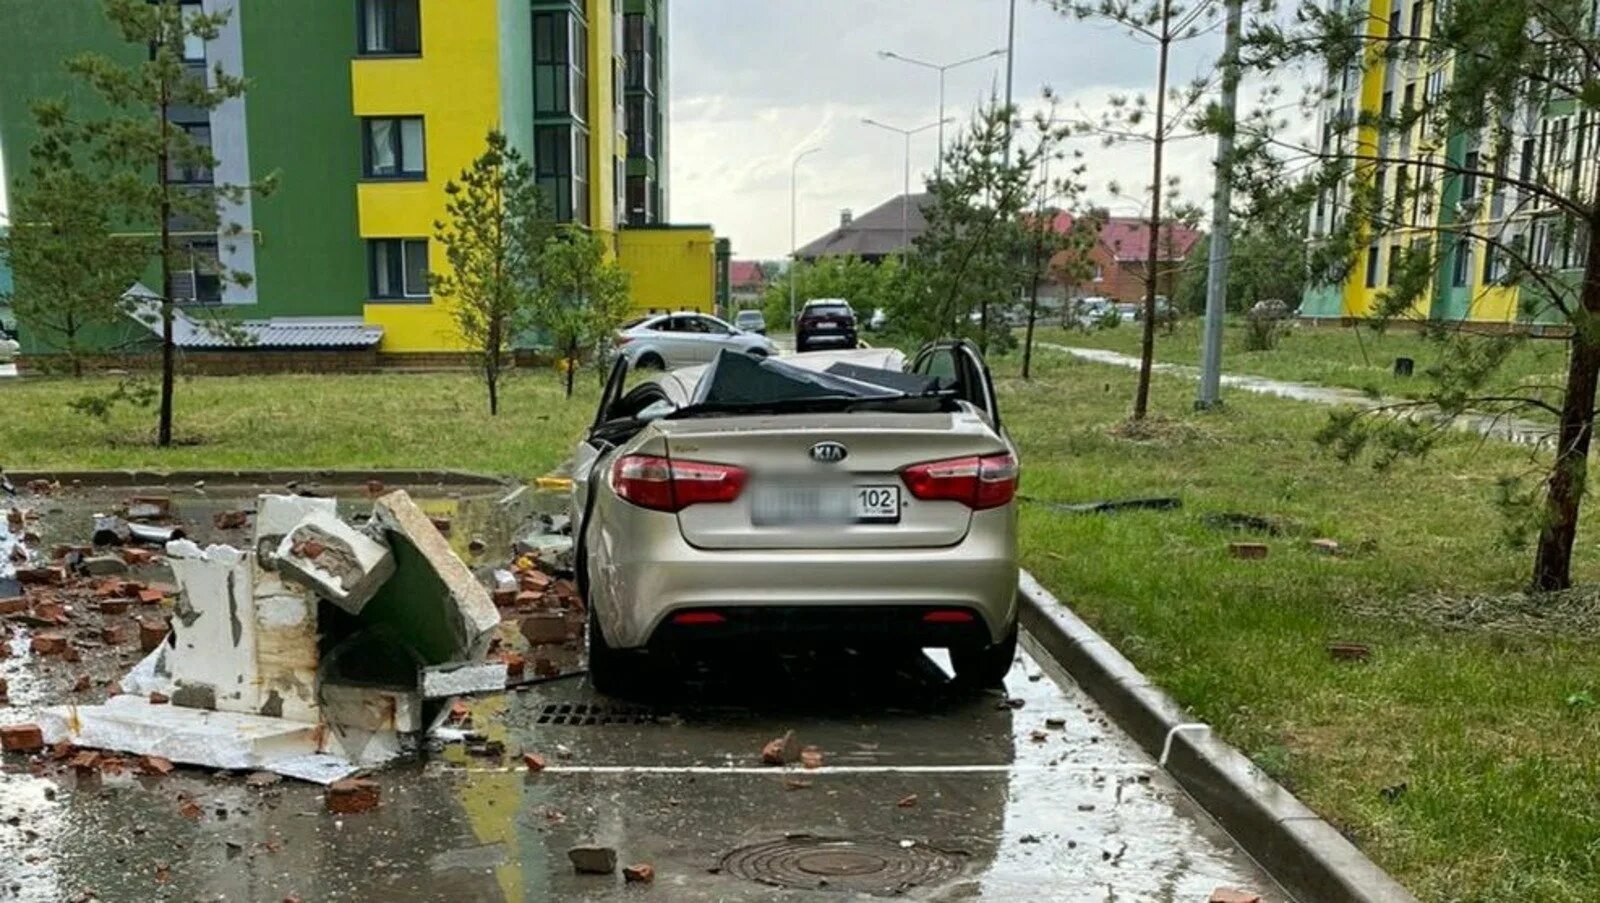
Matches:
[877,47,1007,181]
[862,118,945,259]
[790,147,823,326]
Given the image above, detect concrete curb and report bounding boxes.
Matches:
[6,469,512,490]
[1017,570,1418,903]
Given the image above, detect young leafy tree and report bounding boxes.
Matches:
[0,107,149,377]
[66,0,274,445]
[536,227,633,399]
[1047,0,1222,418]
[432,131,553,416]
[760,255,904,330]
[902,97,1079,353]
[1238,0,1600,589]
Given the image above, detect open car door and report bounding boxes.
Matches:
[910,339,1002,431]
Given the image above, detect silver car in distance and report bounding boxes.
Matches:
[570,343,1020,694]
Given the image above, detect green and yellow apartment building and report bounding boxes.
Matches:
[0,0,726,358]
[1304,0,1582,330]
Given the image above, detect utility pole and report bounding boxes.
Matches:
[790,147,822,328]
[878,48,1007,182]
[1197,0,1243,410]
[1004,0,1017,121]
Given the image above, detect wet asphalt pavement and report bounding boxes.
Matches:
[0,482,1283,901]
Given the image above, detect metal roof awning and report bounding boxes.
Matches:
[123,287,383,350]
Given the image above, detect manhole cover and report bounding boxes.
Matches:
[534,701,656,725]
[720,836,966,895]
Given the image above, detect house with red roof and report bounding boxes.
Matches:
[1047,212,1203,304]
[729,260,770,304]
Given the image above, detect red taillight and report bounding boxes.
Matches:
[671,611,727,626]
[900,453,1018,510]
[921,610,976,624]
[611,454,747,513]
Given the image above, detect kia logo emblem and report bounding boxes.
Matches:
[810,441,849,464]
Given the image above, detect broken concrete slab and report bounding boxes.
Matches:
[34,695,358,783]
[420,660,511,700]
[253,494,338,559]
[250,565,319,724]
[366,491,499,664]
[163,540,261,716]
[274,510,394,615]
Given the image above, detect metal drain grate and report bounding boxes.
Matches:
[720,836,966,896]
[535,701,657,725]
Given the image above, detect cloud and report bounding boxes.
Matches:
[667,0,1267,258]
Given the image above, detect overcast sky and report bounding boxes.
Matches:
[0,1,1264,255]
[670,0,1240,259]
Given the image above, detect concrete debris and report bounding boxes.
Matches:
[275,510,394,615]
[80,555,129,577]
[799,746,825,769]
[325,778,381,814]
[1310,538,1342,555]
[622,863,655,884]
[245,770,282,789]
[213,510,250,530]
[567,845,618,875]
[420,660,510,700]
[897,794,919,808]
[32,490,501,784]
[125,495,173,521]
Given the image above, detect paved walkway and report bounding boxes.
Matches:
[1039,342,1554,448]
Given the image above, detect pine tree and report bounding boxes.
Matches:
[536,228,633,399]
[432,131,554,416]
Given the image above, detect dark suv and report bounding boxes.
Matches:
[795,299,858,353]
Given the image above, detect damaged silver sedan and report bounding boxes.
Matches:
[572,343,1020,693]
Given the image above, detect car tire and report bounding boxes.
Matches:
[635,352,665,371]
[587,607,648,698]
[950,621,1019,688]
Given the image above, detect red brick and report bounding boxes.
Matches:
[325,778,381,815]
[761,731,799,766]
[799,747,824,770]
[100,624,129,646]
[137,588,168,605]
[366,479,386,497]
[492,588,518,608]
[501,652,526,679]
[213,510,250,530]
[1209,890,1262,903]
[72,675,91,693]
[149,692,169,705]
[139,755,175,776]
[519,569,552,591]
[1227,542,1269,560]
[622,863,655,884]
[121,548,155,567]
[519,612,568,646]
[429,517,451,536]
[0,724,45,753]
[178,799,202,820]
[139,619,170,653]
[0,677,8,699]
[99,599,132,616]
[0,597,26,615]
[533,657,560,678]
[31,602,67,625]
[1327,642,1372,662]
[15,566,65,586]
[30,634,68,656]
[68,750,101,772]
[523,753,547,772]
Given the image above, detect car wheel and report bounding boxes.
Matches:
[950,621,1019,688]
[635,352,665,371]
[587,607,648,698]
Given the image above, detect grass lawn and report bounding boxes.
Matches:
[1000,350,1600,901]
[5,356,1599,898]
[0,370,599,478]
[1034,317,1572,403]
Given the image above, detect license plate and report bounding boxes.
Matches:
[751,485,900,525]
[814,322,839,330]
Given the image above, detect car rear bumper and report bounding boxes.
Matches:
[798,331,857,347]
[588,507,1018,650]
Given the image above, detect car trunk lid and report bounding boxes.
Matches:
[656,411,1004,550]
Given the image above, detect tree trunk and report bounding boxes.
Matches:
[1531,221,1600,591]
[564,341,577,398]
[1133,21,1172,422]
[157,82,175,448]
[486,319,502,416]
[1023,229,1044,380]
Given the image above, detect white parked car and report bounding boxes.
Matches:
[614,312,777,370]
[0,337,18,363]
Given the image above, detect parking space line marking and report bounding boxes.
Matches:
[453,763,1157,775]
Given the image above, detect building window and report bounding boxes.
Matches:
[534,10,588,120]
[173,240,222,304]
[1451,240,1472,287]
[1461,150,1479,202]
[181,1,206,62]
[1387,244,1402,286]
[369,238,430,299]
[1365,245,1380,288]
[168,122,214,185]
[363,117,425,179]
[359,0,421,55]
[536,124,589,225]
[627,175,650,225]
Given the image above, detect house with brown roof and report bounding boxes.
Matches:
[794,194,932,263]
[1047,213,1203,304]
